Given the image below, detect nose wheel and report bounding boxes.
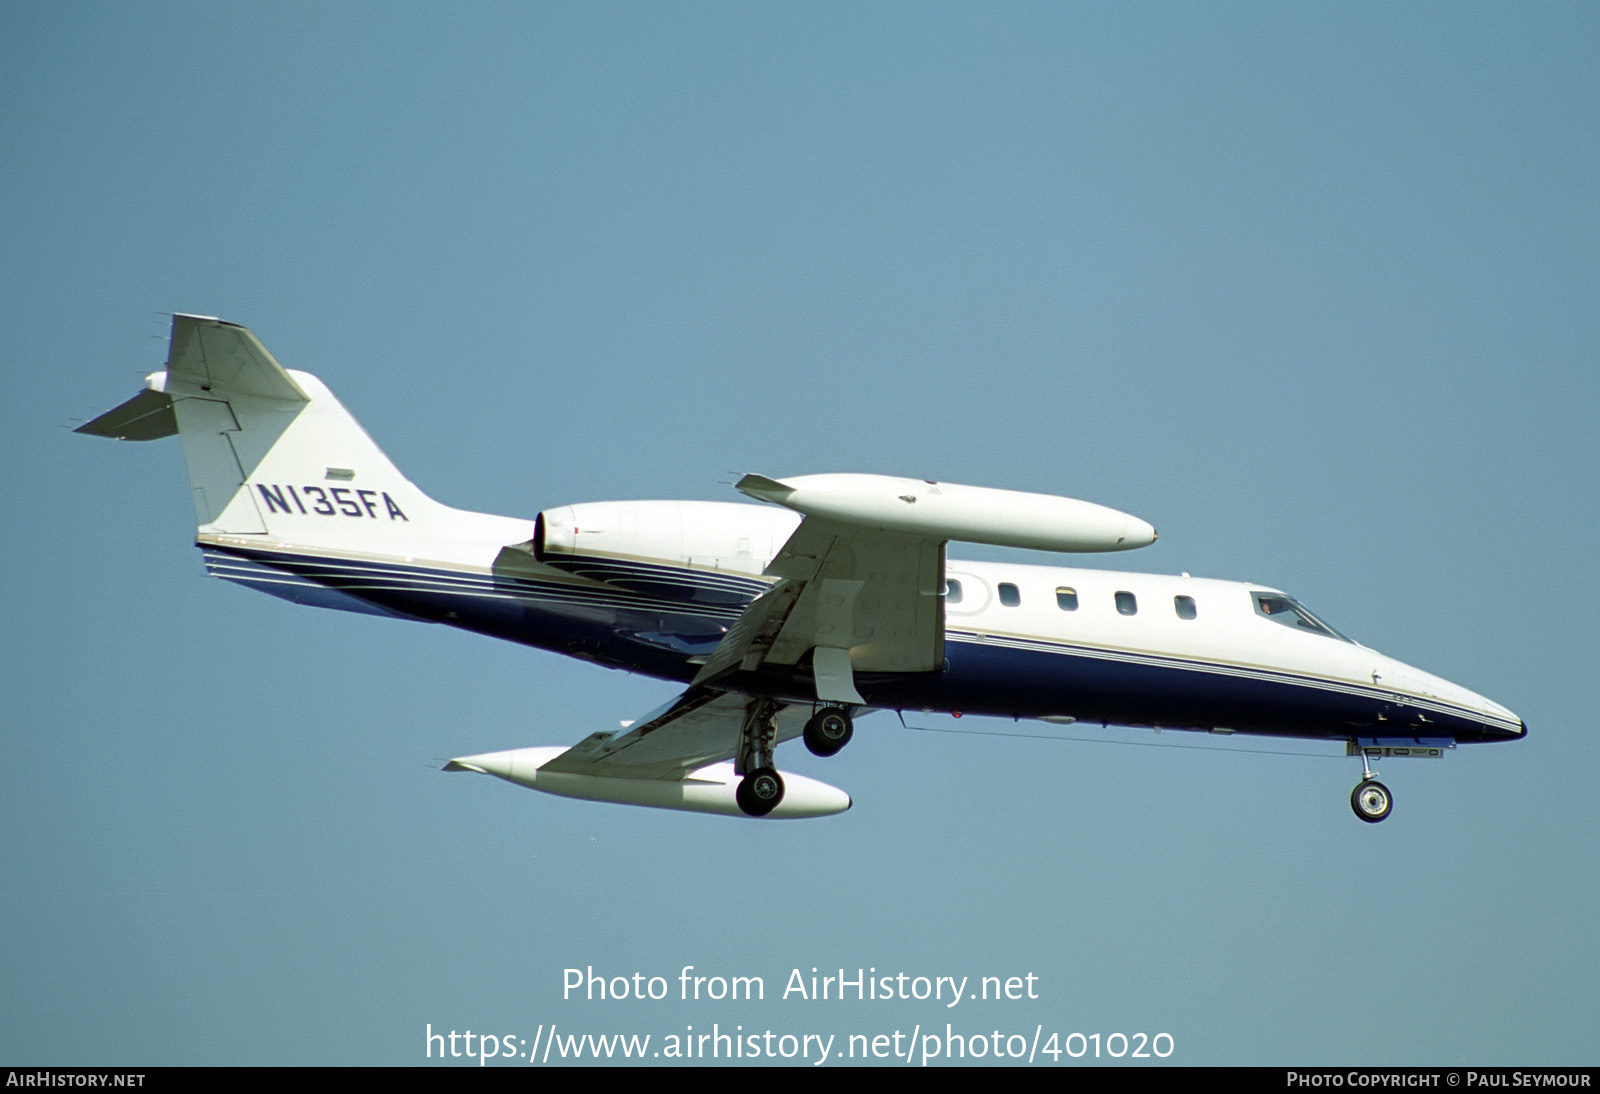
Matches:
[1351,779,1393,823]
[1350,745,1393,823]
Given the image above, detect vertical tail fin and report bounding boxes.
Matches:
[79,315,480,557]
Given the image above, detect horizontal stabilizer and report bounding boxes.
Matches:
[76,386,176,441]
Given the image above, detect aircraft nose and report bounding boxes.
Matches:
[1490,703,1527,740]
[1483,714,1526,742]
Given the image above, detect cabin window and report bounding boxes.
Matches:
[1056,586,1078,611]
[1174,595,1197,620]
[1252,592,1348,641]
[944,579,963,605]
[1115,590,1137,615]
[998,582,1021,607]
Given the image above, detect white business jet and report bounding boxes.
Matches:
[80,316,1525,823]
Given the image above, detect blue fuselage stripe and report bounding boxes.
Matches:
[201,545,1517,744]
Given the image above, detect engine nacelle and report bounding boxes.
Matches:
[531,500,800,603]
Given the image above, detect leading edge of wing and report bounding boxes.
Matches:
[540,686,760,779]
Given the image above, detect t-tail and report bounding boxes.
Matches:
[78,314,529,615]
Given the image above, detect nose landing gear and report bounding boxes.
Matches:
[1350,745,1393,823]
[1351,779,1393,822]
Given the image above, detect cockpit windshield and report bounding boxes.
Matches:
[1252,592,1350,642]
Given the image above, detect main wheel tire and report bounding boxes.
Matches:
[736,767,785,817]
[803,708,854,757]
[1351,779,1393,823]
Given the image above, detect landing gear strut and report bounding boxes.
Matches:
[735,697,785,818]
[1350,746,1393,823]
[803,706,854,757]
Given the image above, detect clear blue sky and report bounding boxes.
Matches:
[4,1,1596,1066]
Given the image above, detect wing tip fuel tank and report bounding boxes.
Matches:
[446,748,852,819]
[736,472,1157,553]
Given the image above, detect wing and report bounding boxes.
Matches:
[687,469,1159,703]
[529,486,947,780]
[444,686,852,818]
[447,472,1155,818]
[691,508,945,704]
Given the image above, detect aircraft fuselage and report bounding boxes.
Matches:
[197,536,1523,747]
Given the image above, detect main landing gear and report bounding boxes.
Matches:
[733,702,856,817]
[803,706,854,757]
[1350,747,1393,823]
[735,768,785,817]
[735,697,785,818]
